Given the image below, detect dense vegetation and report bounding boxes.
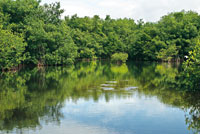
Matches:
[111,53,128,63]
[1,0,200,69]
[180,39,200,90]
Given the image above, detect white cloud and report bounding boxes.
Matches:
[41,0,200,22]
[26,119,117,134]
[62,94,179,119]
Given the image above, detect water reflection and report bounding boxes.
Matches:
[0,61,199,134]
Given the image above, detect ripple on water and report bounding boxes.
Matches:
[124,87,138,91]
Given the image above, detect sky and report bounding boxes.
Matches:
[41,0,200,22]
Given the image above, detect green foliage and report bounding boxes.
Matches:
[181,39,200,90]
[0,26,26,69]
[185,39,200,66]
[25,19,77,65]
[1,0,200,69]
[42,2,64,25]
[111,53,128,63]
[157,44,179,62]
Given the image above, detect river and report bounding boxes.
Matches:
[0,61,199,134]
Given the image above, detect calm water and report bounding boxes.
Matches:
[0,61,199,134]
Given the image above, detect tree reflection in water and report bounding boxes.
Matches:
[0,61,199,133]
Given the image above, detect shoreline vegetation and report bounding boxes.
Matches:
[0,0,200,90]
[0,0,200,69]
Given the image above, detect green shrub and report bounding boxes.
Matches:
[156,44,178,62]
[111,53,128,63]
[0,26,27,70]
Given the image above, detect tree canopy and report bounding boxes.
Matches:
[0,0,200,69]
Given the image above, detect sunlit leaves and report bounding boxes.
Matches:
[0,26,26,69]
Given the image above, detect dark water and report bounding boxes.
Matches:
[0,61,199,134]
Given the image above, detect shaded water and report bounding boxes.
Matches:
[0,61,199,134]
